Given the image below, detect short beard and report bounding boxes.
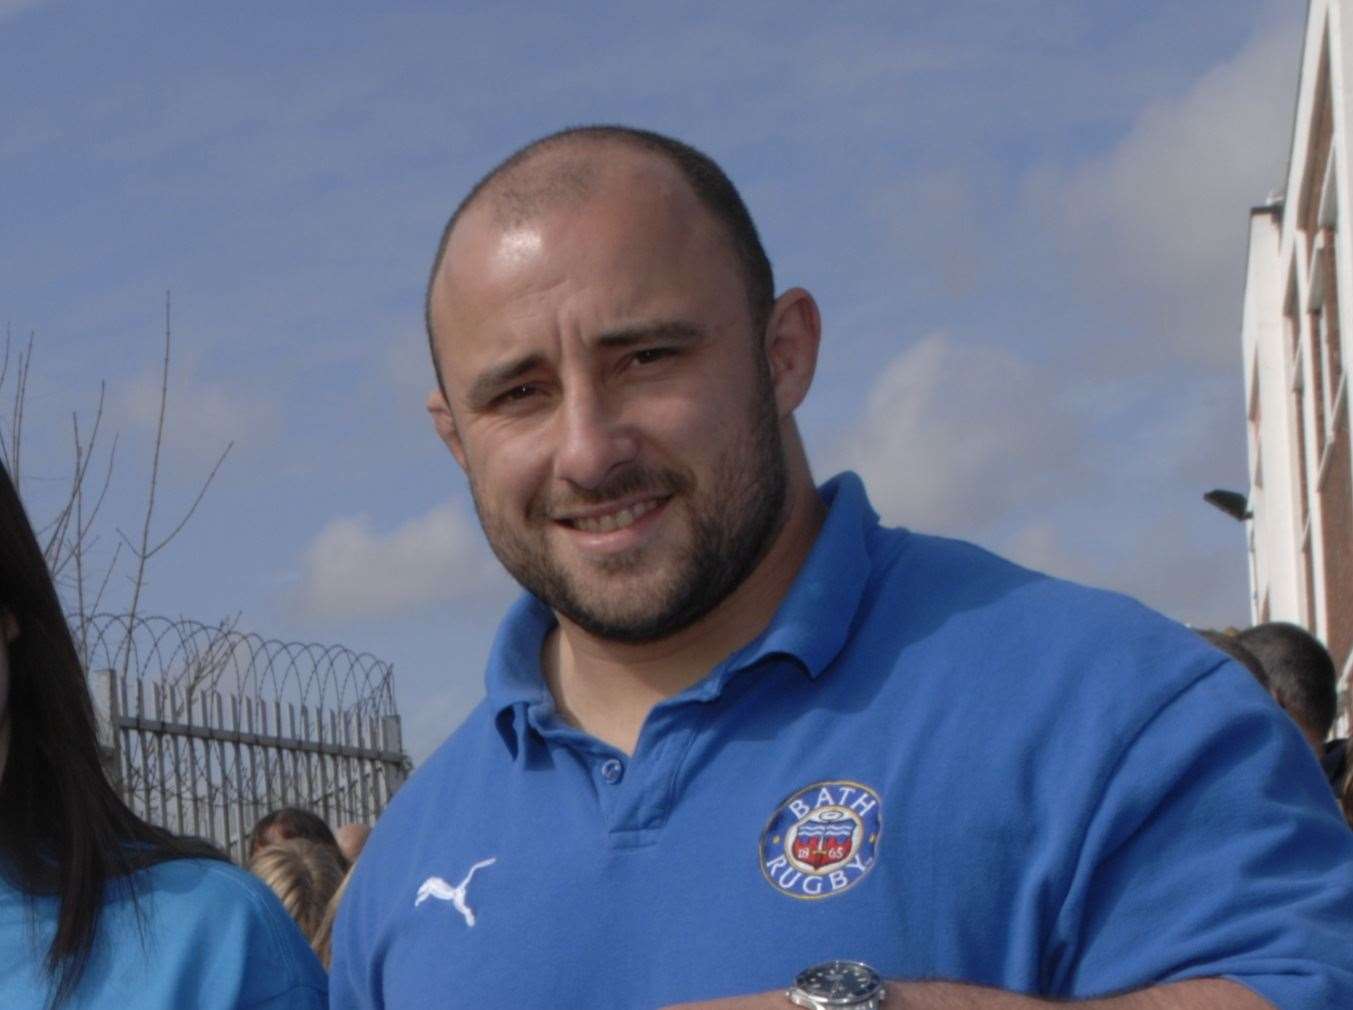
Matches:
[470,364,788,644]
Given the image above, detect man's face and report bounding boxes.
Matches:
[429,155,786,642]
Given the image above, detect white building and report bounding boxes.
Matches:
[1241,0,1353,728]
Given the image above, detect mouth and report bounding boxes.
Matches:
[556,496,667,534]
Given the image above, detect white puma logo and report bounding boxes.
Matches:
[414,857,497,926]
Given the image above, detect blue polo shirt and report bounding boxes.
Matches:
[332,473,1353,1010]
[0,857,327,1009]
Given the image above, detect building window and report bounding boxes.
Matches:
[1314,218,1353,669]
[1298,39,1333,264]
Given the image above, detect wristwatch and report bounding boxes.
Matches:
[787,960,886,1008]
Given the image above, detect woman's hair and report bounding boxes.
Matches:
[0,461,222,1006]
[311,864,353,969]
[249,838,346,952]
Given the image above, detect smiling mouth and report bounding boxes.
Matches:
[562,497,665,534]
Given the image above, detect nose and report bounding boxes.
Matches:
[552,382,638,491]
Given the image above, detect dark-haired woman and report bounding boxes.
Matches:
[0,461,326,1009]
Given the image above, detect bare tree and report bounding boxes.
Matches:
[114,293,232,676]
[0,326,34,488]
[3,301,410,851]
[0,294,232,667]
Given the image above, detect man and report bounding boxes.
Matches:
[331,127,1353,1009]
[1236,622,1345,787]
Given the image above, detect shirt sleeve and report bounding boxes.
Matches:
[1044,660,1353,1009]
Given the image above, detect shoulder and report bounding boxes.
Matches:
[130,858,328,1008]
[0,858,327,1010]
[135,857,290,920]
[866,526,1148,625]
[136,858,325,964]
[137,853,277,901]
[867,529,1220,682]
[853,528,1260,768]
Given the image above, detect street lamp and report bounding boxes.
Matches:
[1203,489,1251,522]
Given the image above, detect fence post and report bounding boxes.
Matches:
[381,715,407,797]
[92,668,122,792]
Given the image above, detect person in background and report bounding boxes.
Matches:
[1237,622,1344,784]
[1194,629,1269,692]
[249,839,346,955]
[0,461,326,1009]
[334,823,370,865]
[248,806,346,868]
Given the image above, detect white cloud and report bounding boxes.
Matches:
[1029,8,1302,366]
[291,501,514,621]
[826,330,1251,630]
[115,360,278,463]
[831,332,1080,535]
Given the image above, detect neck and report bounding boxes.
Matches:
[543,468,825,755]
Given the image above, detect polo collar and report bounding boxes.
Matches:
[694,470,876,696]
[486,471,884,752]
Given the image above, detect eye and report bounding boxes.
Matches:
[492,384,539,408]
[632,347,674,366]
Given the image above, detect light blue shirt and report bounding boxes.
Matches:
[333,473,1353,1010]
[0,857,327,1009]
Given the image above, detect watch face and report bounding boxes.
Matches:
[794,960,882,1005]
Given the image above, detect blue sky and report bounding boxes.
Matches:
[4,0,1301,762]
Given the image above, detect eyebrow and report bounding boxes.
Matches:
[595,319,705,349]
[464,320,706,408]
[465,354,547,409]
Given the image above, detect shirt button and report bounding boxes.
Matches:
[600,758,624,784]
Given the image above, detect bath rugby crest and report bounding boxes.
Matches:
[759,780,882,900]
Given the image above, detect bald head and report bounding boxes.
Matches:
[425,126,774,392]
[472,147,604,230]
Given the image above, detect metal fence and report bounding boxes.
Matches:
[82,613,409,864]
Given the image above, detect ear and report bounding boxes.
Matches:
[426,388,468,471]
[762,287,821,419]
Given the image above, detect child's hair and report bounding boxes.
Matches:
[249,838,346,945]
[311,865,354,969]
